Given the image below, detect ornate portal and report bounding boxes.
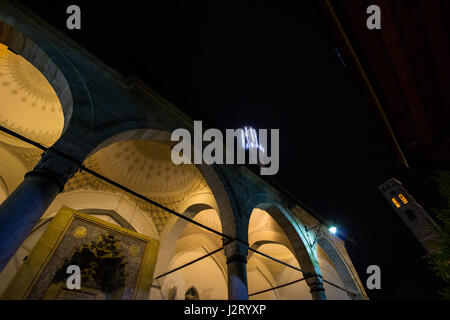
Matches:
[2,207,159,300]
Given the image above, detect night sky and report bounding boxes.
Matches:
[17,0,444,299]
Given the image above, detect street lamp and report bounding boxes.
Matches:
[328,226,337,234]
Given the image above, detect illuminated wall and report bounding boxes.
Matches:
[0,44,65,207]
[0,44,64,148]
[0,17,363,299]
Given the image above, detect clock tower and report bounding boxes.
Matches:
[378,178,441,253]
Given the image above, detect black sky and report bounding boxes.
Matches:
[16,0,444,299]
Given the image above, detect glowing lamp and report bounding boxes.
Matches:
[241,126,265,153]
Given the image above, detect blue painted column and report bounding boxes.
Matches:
[0,149,80,272]
[224,240,249,300]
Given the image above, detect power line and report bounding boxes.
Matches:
[82,166,231,241]
[249,276,312,297]
[156,245,225,280]
[0,125,360,298]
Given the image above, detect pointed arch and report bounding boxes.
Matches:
[0,20,96,135]
[86,128,238,240]
[317,234,367,299]
[246,194,322,278]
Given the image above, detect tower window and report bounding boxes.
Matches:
[398,194,408,205]
[404,209,417,220]
[392,198,401,208]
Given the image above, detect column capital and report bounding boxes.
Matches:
[306,275,324,288]
[27,149,81,191]
[223,240,248,264]
[308,281,325,293]
[306,275,327,300]
[223,239,249,300]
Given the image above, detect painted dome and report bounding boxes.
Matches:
[91,140,203,197]
[0,44,64,148]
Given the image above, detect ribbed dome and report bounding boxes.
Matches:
[91,140,202,197]
[0,44,63,148]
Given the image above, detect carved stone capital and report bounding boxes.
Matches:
[306,276,325,293]
[27,149,81,191]
[224,240,248,264]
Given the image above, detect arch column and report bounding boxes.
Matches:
[224,240,249,300]
[0,149,80,272]
[306,275,327,300]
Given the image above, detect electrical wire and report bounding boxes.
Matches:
[0,125,361,298]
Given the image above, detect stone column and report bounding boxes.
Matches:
[224,240,249,300]
[306,275,327,300]
[0,149,80,272]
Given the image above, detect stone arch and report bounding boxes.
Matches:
[161,241,227,300]
[171,233,227,281]
[154,203,216,282]
[0,20,82,134]
[42,189,159,239]
[156,233,227,299]
[247,255,279,300]
[317,234,366,299]
[275,260,313,300]
[86,128,238,240]
[245,193,324,299]
[247,195,320,272]
[247,236,314,300]
[248,238,293,261]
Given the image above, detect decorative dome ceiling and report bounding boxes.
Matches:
[65,140,213,234]
[90,140,203,197]
[0,43,64,148]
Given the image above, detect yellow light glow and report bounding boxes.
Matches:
[392,198,401,208]
[0,45,64,148]
[398,194,408,205]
